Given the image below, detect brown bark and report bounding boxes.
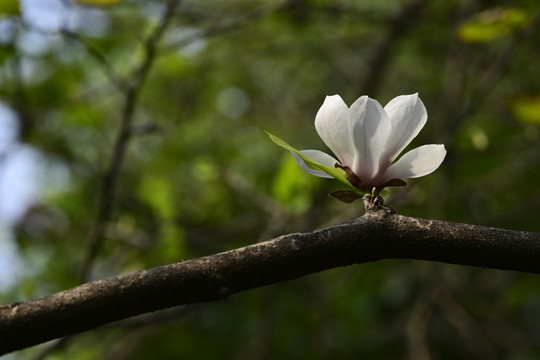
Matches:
[1,206,539,355]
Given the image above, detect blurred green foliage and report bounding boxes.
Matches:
[1,0,540,359]
[0,0,19,16]
[458,7,529,42]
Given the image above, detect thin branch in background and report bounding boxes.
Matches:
[405,290,433,360]
[430,10,540,220]
[443,11,540,145]
[80,0,181,285]
[360,0,424,96]
[8,51,35,140]
[100,305,201,360]
[20,11,123,90]
[60,29,125,90]
[430,287,498,359]
[102,306,203,359]
[222,170,291,242]
[162,2,282,53]
[463,12,540,116]
[28,4,182,359]
[30,337,70,360]
[81,0,285,283]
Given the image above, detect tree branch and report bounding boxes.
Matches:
[1,207,539,355]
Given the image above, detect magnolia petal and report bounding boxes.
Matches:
[292,150,337,178]
[382,93,428,166]
[315,95,355,167]
[349,96,391,181]
[383,144,447,181]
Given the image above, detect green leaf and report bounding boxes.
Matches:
[271,155,314,213]
[0,0,20,16]
[138,175,175,219]
[508,94,540,125]
[266,131,363,195]
[458,7,529,43]
[75,0,124,6]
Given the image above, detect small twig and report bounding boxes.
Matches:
[30,337,70,360]
[162,2,282,52]
[405,290,433,360]
[360,0,424,95]
[467,11,540,112]
[8,51,34,140]
[60,29,125,90]
[443,11,540,145]
[431,286,498,358]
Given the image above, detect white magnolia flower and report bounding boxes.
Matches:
[293,93,446,194]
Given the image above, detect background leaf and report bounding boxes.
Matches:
[74,0,124,6]
[458,7,529,42]
[0,0,19,16]
[508,94,540,125]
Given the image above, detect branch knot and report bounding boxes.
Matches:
[363,194,395,215]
